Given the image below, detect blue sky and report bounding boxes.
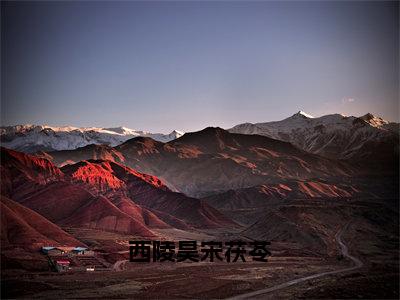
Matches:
[1,1,398,132]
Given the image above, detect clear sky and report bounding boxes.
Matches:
[1,1,398,133]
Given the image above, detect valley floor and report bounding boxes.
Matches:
[2,256,398,299]
[1,198,398,299]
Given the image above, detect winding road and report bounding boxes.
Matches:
[112,259,128,271]
[227,223,363,300]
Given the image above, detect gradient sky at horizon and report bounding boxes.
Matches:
[1,1,398,133]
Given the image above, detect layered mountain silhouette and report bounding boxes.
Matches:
[1,114,398,259]
[41,127,356,197]
[202,180,361,211]
[0,147,238,250]
[230,112,399,171]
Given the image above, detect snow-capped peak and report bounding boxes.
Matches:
[0,124,185,153]
[359,113,389,128]
[293,111,314,118]
[229,112,398,160]
[103,126,144,135]
[171,130,185,136]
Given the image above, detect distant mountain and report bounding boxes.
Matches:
[203,180,360,211]
[229,112,399,162]
[40,127,355,197]
[0,124,184,153]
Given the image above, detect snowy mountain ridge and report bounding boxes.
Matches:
[0,124,184,153]
[230,112,399,160]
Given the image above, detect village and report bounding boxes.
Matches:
[41,246,111,272]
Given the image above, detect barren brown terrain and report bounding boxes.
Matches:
[1,126,398,299]
[2,195,398,299]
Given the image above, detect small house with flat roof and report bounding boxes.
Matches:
[55,259,70,272]
[72,247,94,255]
[41,246,63,256]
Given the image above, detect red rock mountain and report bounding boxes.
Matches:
[1,195,85,250]
[16,181,157,237]
[1,147,63,199]
[61,159,167,192]
[1,147,237,240]
[60,159,238,229]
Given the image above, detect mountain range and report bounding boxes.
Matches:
[230,111,399,161]
[0,124,184,153]
[1,111,398,263]
[1,147,237,247]
[2,112,398,158]
[39,127,357,197]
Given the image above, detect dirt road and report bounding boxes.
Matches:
[112,259,128,271]
[227,223,363,299]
